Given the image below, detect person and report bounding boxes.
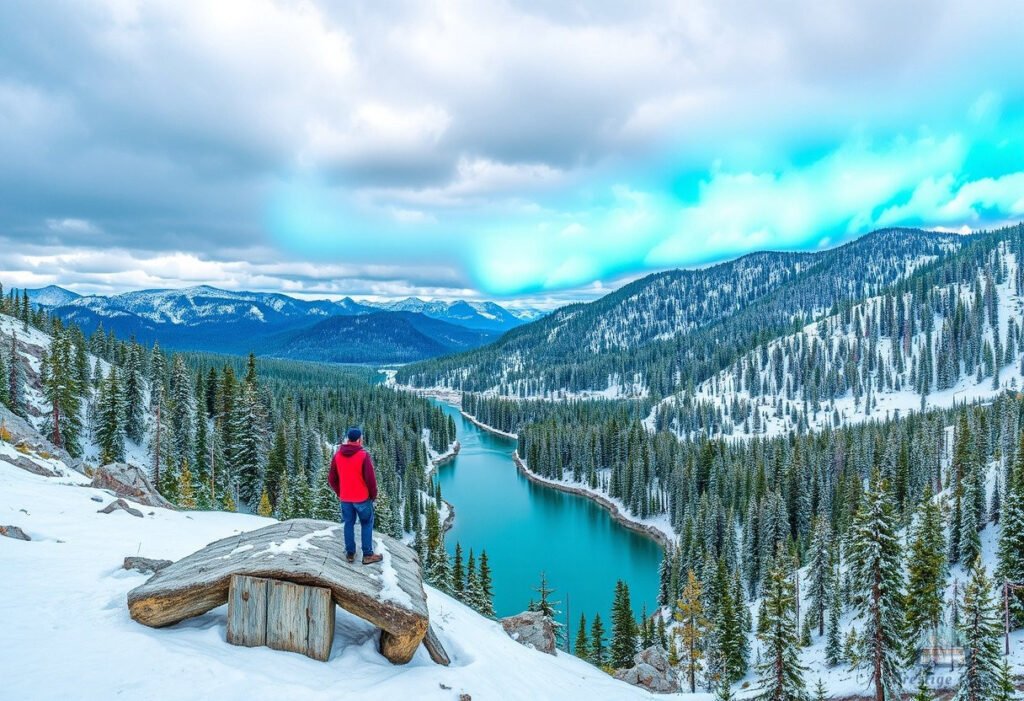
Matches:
[328,427,382,565]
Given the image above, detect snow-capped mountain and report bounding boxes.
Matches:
[25,285,81,307]
[366,297,528,332]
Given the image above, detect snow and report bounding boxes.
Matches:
[258,525,340,557]
[0,460,664,701]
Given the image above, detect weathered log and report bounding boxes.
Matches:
[127,519,430,664]
[227,574,268,648]
[424,623,451,666]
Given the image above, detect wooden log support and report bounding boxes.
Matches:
[227,574,268,648]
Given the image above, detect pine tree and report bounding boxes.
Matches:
[754,551,807,701]
[825,566,843,666]
[464,550,484,610]
[998,433,1024,627]
[675,570,709,693]
[813,679,829,701]
[40,331,83,457]
[574,613,589,658]
[123,344,145,443]
[911,673,934,701]
[590,613,607,668]
[256,488,273,517]
[849,470,904,701]
[177,459,196,509]
[451,542,465,599]
[905,487,947,658]
[478,550,495,617]
[95,365,126,464]
[232,383,266,508]
[806,516,833,637]
[953,561,1003,701]
[610,580,638,668]
[993,658,1018,701]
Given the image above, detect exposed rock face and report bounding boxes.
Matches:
[0,405,82,474]
[0,525,31,541]
[613,645,678,694]
[98,498,144,518]
[0,452,58,477]
[90,463,174,509]
[124,556,173,574]
[127,519,443,665]
[500,611,556,655]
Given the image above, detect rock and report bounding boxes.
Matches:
[500,611,556,655]
[0,452,58,477]
[0,405,84,474]
[459,695,471,701]
[91,495,103,502]
[124,556,173,574]
[98,499,144,518]
[424,623,451,666]
[0,525,31,541]
[613,645,678,693]
[127,519,439,665]
[90,463,175,509]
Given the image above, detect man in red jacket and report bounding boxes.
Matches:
[328,427,382,564]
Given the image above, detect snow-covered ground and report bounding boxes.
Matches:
[0,460,666,701]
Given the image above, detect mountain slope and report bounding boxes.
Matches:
[370,297,527,332]
[651,232,1024,440]
[260,312,495,364]
[398,227,971,397]
[25,285,81,307]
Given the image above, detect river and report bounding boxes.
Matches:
[431,401,663,646]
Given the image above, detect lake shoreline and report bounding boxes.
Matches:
[454,407,673,552]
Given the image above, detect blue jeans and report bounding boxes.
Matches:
[340,500,374,556]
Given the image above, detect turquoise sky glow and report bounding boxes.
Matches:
[2,1,1023,306]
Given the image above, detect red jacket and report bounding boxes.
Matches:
[328,443,378,502]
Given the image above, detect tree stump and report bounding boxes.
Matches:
[227,575,336,662]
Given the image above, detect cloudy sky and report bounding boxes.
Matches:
[1,0,1023,308]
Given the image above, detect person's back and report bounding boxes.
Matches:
[328,427,381,564]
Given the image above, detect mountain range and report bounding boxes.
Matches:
[26,285,539,362]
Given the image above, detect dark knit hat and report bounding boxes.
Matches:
[346,427,363,442]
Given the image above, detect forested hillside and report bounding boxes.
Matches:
[0,285,456,543]
[398,227,969,398]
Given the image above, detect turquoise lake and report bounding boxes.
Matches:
[431,401,663,647]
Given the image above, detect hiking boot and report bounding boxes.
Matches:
[362,553,383,565]
[346,552,356,563]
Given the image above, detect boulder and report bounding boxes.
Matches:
[127,519,443,665]
[500,611,556,655]
[613,645,678,694]
[90,463,174,509]
[124,556,173,574]
[0,525,31,541]
[0,405,83,474]
[0,452,58,477]
[98,498,144,518]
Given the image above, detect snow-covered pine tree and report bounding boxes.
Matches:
[806,515,833,637]
[997,433,1024,628]
[825,557,843,666]
[954,561,1003,701]
[848,469,904,701]
[40,330,83,457]
[122,343,145,443]
[993,658,1018,701]
[904,486,947,659]
[675,570,708,693]
[95,365,126,464]
[478,550,495,617]
[232,382,267,509]
[754,549,807,701]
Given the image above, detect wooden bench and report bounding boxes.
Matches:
[127,519,449,665]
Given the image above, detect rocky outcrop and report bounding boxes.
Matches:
[0,452,58,477]
[124,556,173,574]
[500,611,556,655]
[127,519,445,665]
[90,463,174,509]
[0,405,83,474]
[98,498,144,518]
[613,645,678,694]
[0,525,31,541]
